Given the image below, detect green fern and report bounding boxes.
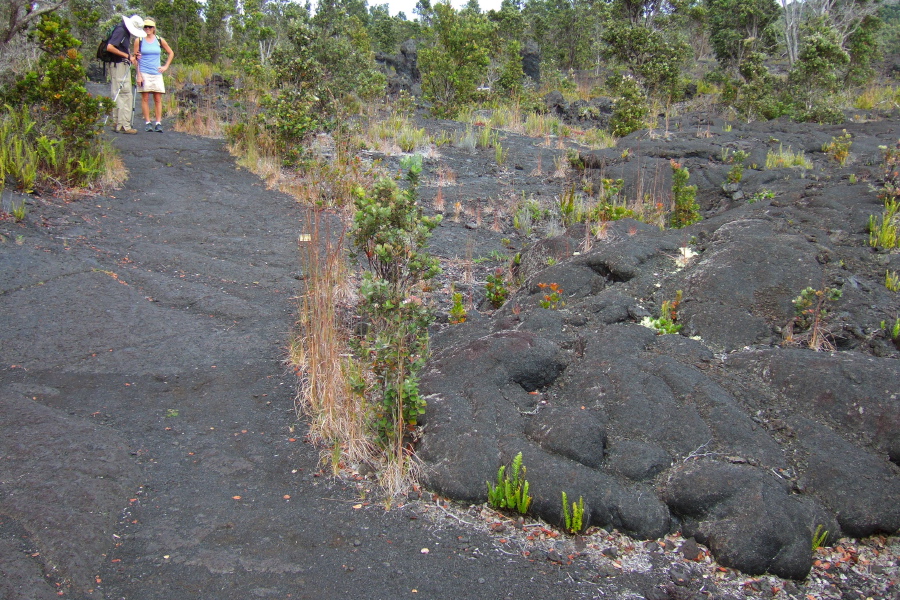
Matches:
[486,452,532,514]
[562,491,585,534]
[812,524,829,551]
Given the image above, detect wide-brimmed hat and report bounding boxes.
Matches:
[123,14,146,38]
[143,19,156,28]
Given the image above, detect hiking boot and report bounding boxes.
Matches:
[118,126,138,134]
[145,122,153,132]
[154,122,163,133]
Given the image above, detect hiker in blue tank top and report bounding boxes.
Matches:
[134,18,174,133]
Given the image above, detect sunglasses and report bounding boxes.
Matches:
[144,25,155,29]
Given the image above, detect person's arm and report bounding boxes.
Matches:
[158,38,174,73]
[133,38,143,83]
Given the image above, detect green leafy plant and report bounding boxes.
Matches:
[609,73,650,137]
[726,162,744,184]
[1,14,112,189]
[748,189,775,203]
[670,161,701,228]
[868,199,899,249]
[449,291,467,324]
[418,3,494,116]
[486,452,532,514]
[9,201,27,222]
[823,130,852,165]
[561,491,585,535]
[720,148,749,178]
[265,14,384,162]
[557,186,583,227]
[723,149,749,184]
[494,142,508,166]
[882,318,900,347]
[485,270,509,309]
[886,270,900,292]
[641,290,683,335]
[349,156,441,446]
[538,282,564,309]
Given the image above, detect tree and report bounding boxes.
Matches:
[781,0,880,67]
[0,0,69,48]
[141,0,206,61]
[705,0,780,67]
[522,0,602,71]
[602,20,689,100]
[418,2,495,115]
[265,8,385,158]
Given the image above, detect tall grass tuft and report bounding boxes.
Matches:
[291,213,373,470]
[766,144,813,169]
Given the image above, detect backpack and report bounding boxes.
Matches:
[96,23,119,63]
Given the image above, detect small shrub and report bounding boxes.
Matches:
[610,75,650,138]
[727,162,744,184]
[641,290,683,334]
[449,291,467,324]
[790,287,842,351]
[350,157,441,447]
[723,149,749,184]
[538,282,564,309]
[873,143,900,204]
[485,270,509,308]
[561,491,585,534]
[823,130,852,165]
[486,452,532,514]
[748,189,775,203]
[670,161,700,228]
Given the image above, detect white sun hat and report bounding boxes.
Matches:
[123,14,147,38]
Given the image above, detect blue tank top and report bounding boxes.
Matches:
[138,37,161,74]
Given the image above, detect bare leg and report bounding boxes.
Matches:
[141,92,151,123]
[153,92,163,123]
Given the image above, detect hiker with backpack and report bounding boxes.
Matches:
[134,19,174,133]
[103,15,146,134]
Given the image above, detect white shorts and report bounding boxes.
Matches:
[139,73,165,94]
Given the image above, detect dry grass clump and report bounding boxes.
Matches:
[174,101,224,138]
[290,214,374,471]
[99,140,128,190]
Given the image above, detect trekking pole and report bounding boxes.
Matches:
[102,67,131,126]
[130,82,137,130]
